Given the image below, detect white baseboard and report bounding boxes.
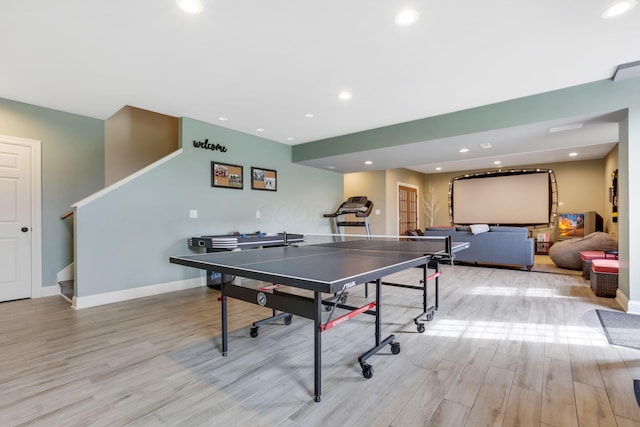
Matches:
[41,285,61,298]
[73,277,205,310]
[626,297,640,314]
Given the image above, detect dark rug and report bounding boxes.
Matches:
[597,309,640,350]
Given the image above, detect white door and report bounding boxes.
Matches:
[0,141,32,301]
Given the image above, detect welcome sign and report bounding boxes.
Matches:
[193,139,227,153]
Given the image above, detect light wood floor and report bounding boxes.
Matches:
[1,264,639,426]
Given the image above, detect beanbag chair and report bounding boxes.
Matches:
[549,232,617,270]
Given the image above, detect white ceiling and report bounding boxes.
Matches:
[1,1,637,173]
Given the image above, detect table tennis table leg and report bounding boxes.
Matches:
[314,291,322,402]
[434,260,440,310]
[413,260,440,333]
[221,288,228,357]
[357,279,399,379]
[375,278,381,347]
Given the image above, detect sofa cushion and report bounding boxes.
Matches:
[592,259,619,274]
[580,250,607,261]
[489,226,529,233]
[422,225,534,269]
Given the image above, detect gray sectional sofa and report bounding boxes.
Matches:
[422,226,535,271]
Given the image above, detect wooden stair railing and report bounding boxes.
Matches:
[60,210,74,220]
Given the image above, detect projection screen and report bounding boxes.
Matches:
[451,171,551,225]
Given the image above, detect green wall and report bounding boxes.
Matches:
[293,78,638,162]
[74,117,343,297]
[0,97,104,287]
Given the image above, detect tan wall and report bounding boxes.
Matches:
[603,144,619,239]
[345,158,614,238]
[343,168,425,235]
[553,159,605,214]
[343,171,386,235]
[418,172,453,228]
[385,168,424,235]
[423,158,611,230]
[105,106,179,185]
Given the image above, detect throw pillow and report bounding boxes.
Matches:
[469,224,490,235]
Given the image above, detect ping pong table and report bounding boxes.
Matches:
[169,236,469,402]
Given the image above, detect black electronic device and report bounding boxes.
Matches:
[324,196,374,237]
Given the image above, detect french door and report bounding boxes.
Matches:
[399,185,418,235]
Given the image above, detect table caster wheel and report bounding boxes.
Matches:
[284,314,293,325]
[426,312,434,321]
[390,342,401,355]
[340,294,348,304]
[362,363,374,379]
[250,327,259,338]
[324,305,332,312]
[417,323,426,333]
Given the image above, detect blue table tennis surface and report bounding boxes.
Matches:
[170,239,469,294]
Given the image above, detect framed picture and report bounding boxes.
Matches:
[212,161,243,189]
[251,167,277,191]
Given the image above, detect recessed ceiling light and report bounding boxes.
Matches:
[569,152,579,157]
[549,123,583,133]
[459,148,469,153]
[602,0,637,18]
[435,167,442,171]
[256,128,265,132]
[494,161,502,165]
[176,0,203,14]
[304,113,314,118]
[326,166,336,169]
[395,9,419,26]
[218,116,228,121]
[480,143,493,149]
[364,160,373,165]
[287,137,295,141]
[338,91,352,100]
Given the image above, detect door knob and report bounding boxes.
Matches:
[21,227,29,232]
